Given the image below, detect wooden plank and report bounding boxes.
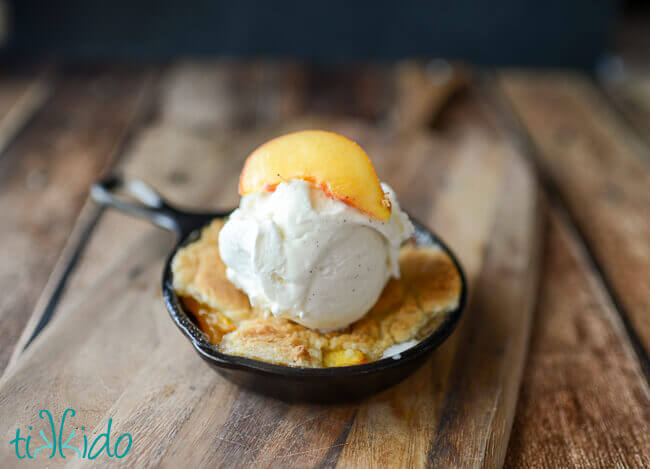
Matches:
[0,65,154,373]
[504,209,650,468]
[500,71,650,357]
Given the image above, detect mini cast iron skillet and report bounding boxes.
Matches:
[91,175,467,403]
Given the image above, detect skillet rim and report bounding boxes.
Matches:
[162,215,467,378]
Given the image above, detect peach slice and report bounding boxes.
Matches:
[323,349,368,367]
[239,130,391,220]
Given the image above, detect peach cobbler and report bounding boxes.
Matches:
[172,219,461,367]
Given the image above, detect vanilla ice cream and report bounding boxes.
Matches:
[218,179,414,331]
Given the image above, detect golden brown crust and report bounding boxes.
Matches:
[172,219,462,367]
[171,219,252,322]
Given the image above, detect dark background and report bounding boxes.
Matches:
[3,0,625,68]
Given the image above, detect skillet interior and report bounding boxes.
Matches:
[162,216,467,402]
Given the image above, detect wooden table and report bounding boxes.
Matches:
[0,60,648,468]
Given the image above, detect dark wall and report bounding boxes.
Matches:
[6,0,618,67]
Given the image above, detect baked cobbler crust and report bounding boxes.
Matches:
[172,219,462,367]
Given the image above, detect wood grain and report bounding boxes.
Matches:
[500,71,650,357]
[504,209,650,468]
[0,65,538,467]
[4,60,646,468]
[0,62,544,468]
[0,65,154,374]
[0,64,539,467]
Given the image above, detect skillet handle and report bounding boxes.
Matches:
[91,175,199,235]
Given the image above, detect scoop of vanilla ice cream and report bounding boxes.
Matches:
[218,179,413,331]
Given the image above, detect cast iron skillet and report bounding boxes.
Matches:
[90,175,467,403]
